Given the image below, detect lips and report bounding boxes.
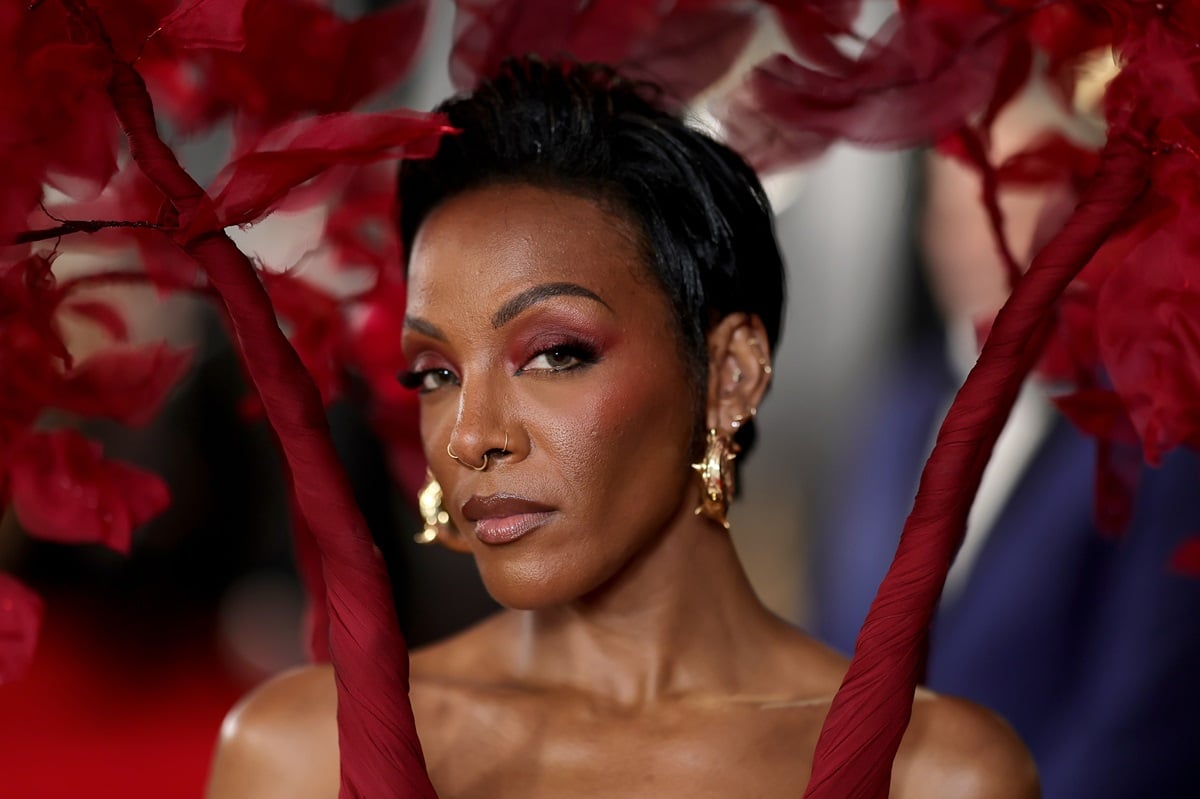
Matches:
[461,494,556,544]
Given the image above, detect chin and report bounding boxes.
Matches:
[474,553,606,610]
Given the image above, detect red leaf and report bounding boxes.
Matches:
[0,256,67,428]
[21,42,118,201]
[60,299,130,341]
[155,0,251,51]
[450,0,756,101]
[0,347,59,433]
[0,255,71,368]
[996,132,1102,187]
[8,430,170,553]
[619,2,758,103]
[143,0,430,132]
[321,165,400,272]
[1169,535,1200,578]
[0,178,43,243]
[55,343,193,426]
[0,574,43,686]
[1096,190,1200,465]
[38,161,202,292]
[1026,2,1111,61]
[24,0,178,63]
[44,155,166,226]
[3,5,126,214]
[201,111,450,232]
[331,0,431,112]
[766,0,861,71]
[719,6,1016,171]
[450,0,606,89]
[1053,388,1141,446]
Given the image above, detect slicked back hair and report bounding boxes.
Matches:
[398,57,786,459]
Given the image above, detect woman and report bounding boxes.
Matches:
[206,58,1037,798]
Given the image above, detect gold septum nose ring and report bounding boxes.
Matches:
[447,433,508,472]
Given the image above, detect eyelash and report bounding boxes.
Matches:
[519,341,599,374]
[399,340,600,394]
[398,367,456,394]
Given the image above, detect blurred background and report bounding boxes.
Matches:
[3,2,1198,798]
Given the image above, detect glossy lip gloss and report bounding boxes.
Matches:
[462,494,557,545]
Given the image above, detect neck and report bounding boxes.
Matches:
[508,500,786,709]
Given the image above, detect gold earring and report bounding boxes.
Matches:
[415,470,453,544]
[691,429,738,530]
[748,335,772,376]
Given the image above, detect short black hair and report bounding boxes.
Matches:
[398,56,786,458]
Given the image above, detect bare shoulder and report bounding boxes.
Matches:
[205,664,339,799]
[893,690,1040,799]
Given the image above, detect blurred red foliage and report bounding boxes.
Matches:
[1,0,444,691]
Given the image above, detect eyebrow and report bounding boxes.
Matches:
[402,315,447,341]
[491,282,612,328]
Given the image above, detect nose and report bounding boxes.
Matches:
[445,375,512,471]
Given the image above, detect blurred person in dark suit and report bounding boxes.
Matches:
[813,87,1200,799]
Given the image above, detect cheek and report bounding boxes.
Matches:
[533,352,695,520]
[418,404,443,462]
[416,394,460,487]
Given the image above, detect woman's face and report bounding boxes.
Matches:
[402,183,700,609]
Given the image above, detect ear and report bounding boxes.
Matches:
[704,313,773,436]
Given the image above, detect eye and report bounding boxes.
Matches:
[521,343,598,374]
[399,367,458,394]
